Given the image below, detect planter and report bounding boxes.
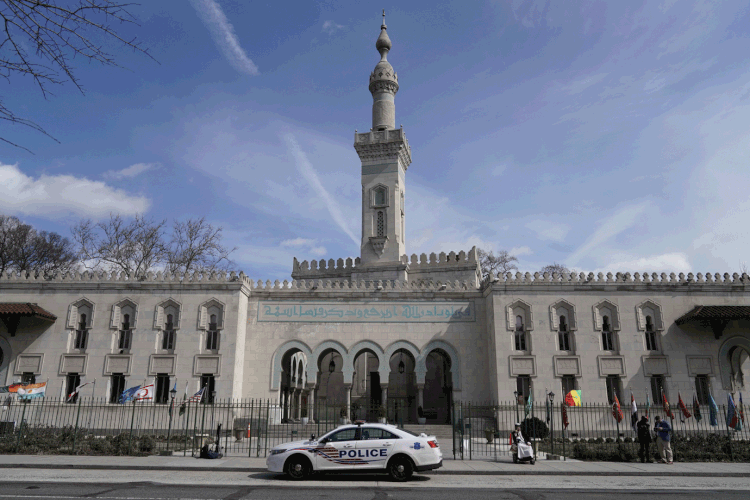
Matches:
[379,417,387,424]
[339,418,348,425]
[234,429,244,441]
[417,417,426,425]
[301,417,309,426]
[484,430,494,444]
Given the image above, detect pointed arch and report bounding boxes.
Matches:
[67,297,94,329]
[384,340,420,382]
[350,340,387,379]
[719,335,750,390]
[636,299,664,331]
[312,340,351,384]
[417,340,461,390]
[154,298,182,330]
[110,297,138,329]
[593,299,620,331]
[506,299,533,331]
[549,299,577,331]
[270,340,313,390]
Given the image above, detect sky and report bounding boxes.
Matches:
[2,0,750,279]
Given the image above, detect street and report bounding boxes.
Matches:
[0,481,747,500]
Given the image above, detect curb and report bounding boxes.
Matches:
[0,464,747,477]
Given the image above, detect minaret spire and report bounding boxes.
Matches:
[369,12,398,131]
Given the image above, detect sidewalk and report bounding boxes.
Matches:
[0,454,747,477]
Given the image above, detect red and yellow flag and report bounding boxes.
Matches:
[612,395,624,423]
[677,392,692,420]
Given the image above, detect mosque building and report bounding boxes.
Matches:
[1,18,749,425]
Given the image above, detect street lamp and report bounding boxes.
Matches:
[513,391,520,424]
[166,385,177,453]
[547,391,555,456]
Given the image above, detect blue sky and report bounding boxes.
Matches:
[2,0,750,279]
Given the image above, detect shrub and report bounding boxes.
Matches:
[520,417,549,440]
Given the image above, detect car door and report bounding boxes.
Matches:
[314,427,360,470]
[355,427,398,469]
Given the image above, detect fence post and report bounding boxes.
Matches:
[15,399,29,452]
[561,402,566,460]
[721,404,733,461]
[183,401,190,457]
[71,396,82,454]
[128,399,137,455]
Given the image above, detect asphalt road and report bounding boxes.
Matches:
[0,483,746,500]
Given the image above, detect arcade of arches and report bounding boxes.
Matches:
[276,342,455,424]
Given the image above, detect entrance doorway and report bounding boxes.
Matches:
[423,349,453,424]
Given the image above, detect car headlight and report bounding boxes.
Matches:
[270,449,287,455]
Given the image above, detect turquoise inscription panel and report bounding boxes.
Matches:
[258,301,475,323]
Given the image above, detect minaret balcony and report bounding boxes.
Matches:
[354,128,412,168]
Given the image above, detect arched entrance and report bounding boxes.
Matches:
[388,349,417,423]
[423,349,453,424]
[279,349,307,422]
[730,345,750,391]
[317,349,345,420]
[351,347,384,421]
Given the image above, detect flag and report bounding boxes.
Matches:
[134,384,154,401]
[119,385,142,404]
[692,394,702,422]
[708,393,719,426]
[739,393,746,425]
[168,382,177,418]
[727,393,741,431]
[677,392,692,421]
[545,398,551,424]
[561,402,569,429]
[565,390,581,407]
[661,390,674,419]
[189,387,205,404]
[67,381,93,402]
[0,384,22,393]
[645,391,651,417]
[630,393,638,432]
[178,381,188,416]
[524,389,534,418]
[17,382,47,400]
[612,394,624,423]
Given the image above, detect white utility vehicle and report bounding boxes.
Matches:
[266,422,443,481]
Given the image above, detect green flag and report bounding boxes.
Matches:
[525,393,533,417]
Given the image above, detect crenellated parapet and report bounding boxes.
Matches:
[1,269,252,287]
[248,278,476,292]
[354,128,411,168]
[402,246,481,287]
[488,271,750,287]
[291,257,360,280]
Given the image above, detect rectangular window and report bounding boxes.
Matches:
[155,374,170,404]
[695,375,710,405]
[162,329,175,351]
[558,330,570,351]
[21,372,36,384]
[561,375,577,395]
[650,375,666,403]
[514,330,526,351]
[606,375,622,404]
[206,330,219,351]
[66,373,81,404]
[601,331,614,351]
[200,374,216,403]
[516,376,531,404]
[645,329,658,351]
[110,373,126,404]
[118,329,132,350]
[74,329,88,350]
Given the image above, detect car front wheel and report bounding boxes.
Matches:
[388,456,414,482]
[285,455,310,480]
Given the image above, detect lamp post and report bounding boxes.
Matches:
[327,356,335,420]
[547,391,555,456]
[513,391,520,424]
[166,385,177,453]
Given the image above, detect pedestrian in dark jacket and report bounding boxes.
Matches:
[637,415,652,463]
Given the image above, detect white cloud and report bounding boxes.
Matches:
[490,164,506,177]
[310,246,327,257]
[525,219,569,242]
[510,246,533,257]
[281,238,315,247]
[596,252,691,274]
[284,134,359,246]
[103,163,156,180]
[189,0,259,76]
[322,20,345,34]
[0,163,150,218]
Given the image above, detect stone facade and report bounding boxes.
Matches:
[1,20,749,423]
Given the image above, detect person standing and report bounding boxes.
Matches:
[636,415,653,463]
[653,415,673,464]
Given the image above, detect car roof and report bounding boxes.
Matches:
[329,423,411,437]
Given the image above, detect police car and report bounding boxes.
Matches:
[266,422,442,481]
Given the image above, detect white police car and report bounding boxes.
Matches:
[266,422,442,481]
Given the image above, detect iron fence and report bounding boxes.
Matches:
[452,400,750,462]
[1,397,748,461]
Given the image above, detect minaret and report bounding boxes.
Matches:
[353,12,412,279]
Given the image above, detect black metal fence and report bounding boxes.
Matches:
[1,397,748,461]
[452,400,750,462]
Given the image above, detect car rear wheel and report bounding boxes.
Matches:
[388,456,413,482]
[285,455,310,480]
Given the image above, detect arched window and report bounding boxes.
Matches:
[558,315,570,351]
[162,313,176,351]
[119,313,132,350]
[377,211,385,237]
[206,313,219,351]
[514,315,526,351]
[374,187,386,206]
[601,315,614,351]
[645,315,657,351]
[74,313,88,350]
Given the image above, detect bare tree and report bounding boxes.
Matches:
[72,213,167,278]
[1,1,155,151]
[541,262,573,275]
[0,213,77,277]
[477,247,519,279]
[166,217,235,274]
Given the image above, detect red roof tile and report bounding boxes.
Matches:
[0,303,57,321]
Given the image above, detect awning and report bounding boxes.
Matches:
[0,303,57,337]
[674,305,750,339]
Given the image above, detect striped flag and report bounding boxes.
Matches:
[661,390,674,419]
[630,393,638,432]
[612,394,624,423]
[189,387,205,403]
[17,382,47,400]
[677,392,692,421]
[67,381,93,402]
